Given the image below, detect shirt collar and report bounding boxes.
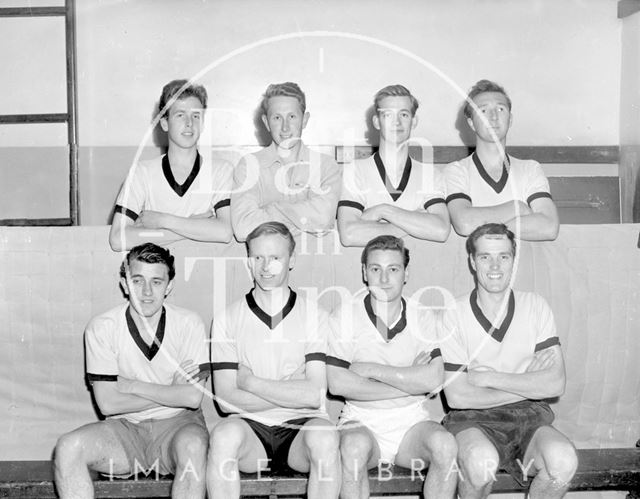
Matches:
[259,141,310,167]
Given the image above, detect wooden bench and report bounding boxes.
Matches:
[2,448,639,498]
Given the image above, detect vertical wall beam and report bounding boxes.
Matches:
[65,0,79,225]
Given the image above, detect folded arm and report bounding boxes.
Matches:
[505,196,559,241]
[349,351,444,396]
[337,205,407,247]
[92,381,162,416]
[359,203,450,242]
[327,363,409,401]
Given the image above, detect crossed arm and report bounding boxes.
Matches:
[109,207,233,251]
[92,360,206,416]
[337,202,450,247]
[327,351,444,400]
[443,345,566,410]
[447,197,558,241]
[213,360,327,414]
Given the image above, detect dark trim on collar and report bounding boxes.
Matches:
[245,288,297,330]
[114,204,138,221]
[373,152,412,202]
[126,306,166,361]
[472,152,509,194]
[469,289,515,343]
[162,153,201,197]
[363,293,407,341]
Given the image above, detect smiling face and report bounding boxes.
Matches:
[247,233,295,292]
[373,95,417,146]
[261,95,309,150]
[467,91,512,144]
[362,249,407,304]
[120,259,173,320]
[160,95,204,150]
[470,234,514,296]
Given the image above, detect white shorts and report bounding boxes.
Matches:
[338,401,431,463]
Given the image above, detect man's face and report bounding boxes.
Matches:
[362,249,407,303]
[262,96,309,150]
[470,234,514,295]
[373,95,417,146]
[121,260,173,319]
[160,96,204,150]
[467,91,512,144]
[247,233,295,292]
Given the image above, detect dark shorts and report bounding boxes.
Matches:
[442,400,555,486]
[104,408,207,477]
[243,417,312,474]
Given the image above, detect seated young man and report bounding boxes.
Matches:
[230,82,342,241]
[207,222,339,498]
[445,80,559,241]
[109,79,233,251]
[440,223,577,498]
[326,235,457,499]
[337,84,450,247]
[54,243,210,499]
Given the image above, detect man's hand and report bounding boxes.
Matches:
[172,360,206,385]
[134,210,167,229]
[526,349,556,372]
[467,365,495,387]
[236,364,256,391]
[412,351,433,366]
[361,204,392,222]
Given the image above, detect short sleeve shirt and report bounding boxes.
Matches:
[85,303,209,423]
[114,154,232,221]
[339,152,446,213]
[439,290,560,376]
[211,289,329,425]
[445,153,551,207]
[327,290,441,412]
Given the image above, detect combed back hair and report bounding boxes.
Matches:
[361,235,410,268]
[246,221,296,256]
[463,79,512,119]
[158,79,208,118]
[261,82,306,115]
[374,84,419,116]
[466,223,517,257]
[120,243,176,281]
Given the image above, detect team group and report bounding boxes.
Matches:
[53,79,575,499]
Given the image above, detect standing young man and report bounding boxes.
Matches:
[231,82,342,241]
[445,80,559,241]
[327,235,457,499]
[110,79,233,251]
[207,222,340,498]
[54,243,210,499]
[338,84,450,247]
[440,223,577,498]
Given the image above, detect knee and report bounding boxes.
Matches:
[424,430,458,468]
[174,426,208,466]
[208,420,245,458]
[54,431,85,467]
[305,425,339,463]
[543,441,578,484]
[339,431,374,468]
[459,441,499,488]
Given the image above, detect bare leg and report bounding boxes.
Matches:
[54,422,130,499]
[335,423,380,499]
[455,428,499,499]
[395,421,458,499]
[523,426,578,499]
[288,418,341,499]
[169,423,209,499]
[206,418,267,499]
